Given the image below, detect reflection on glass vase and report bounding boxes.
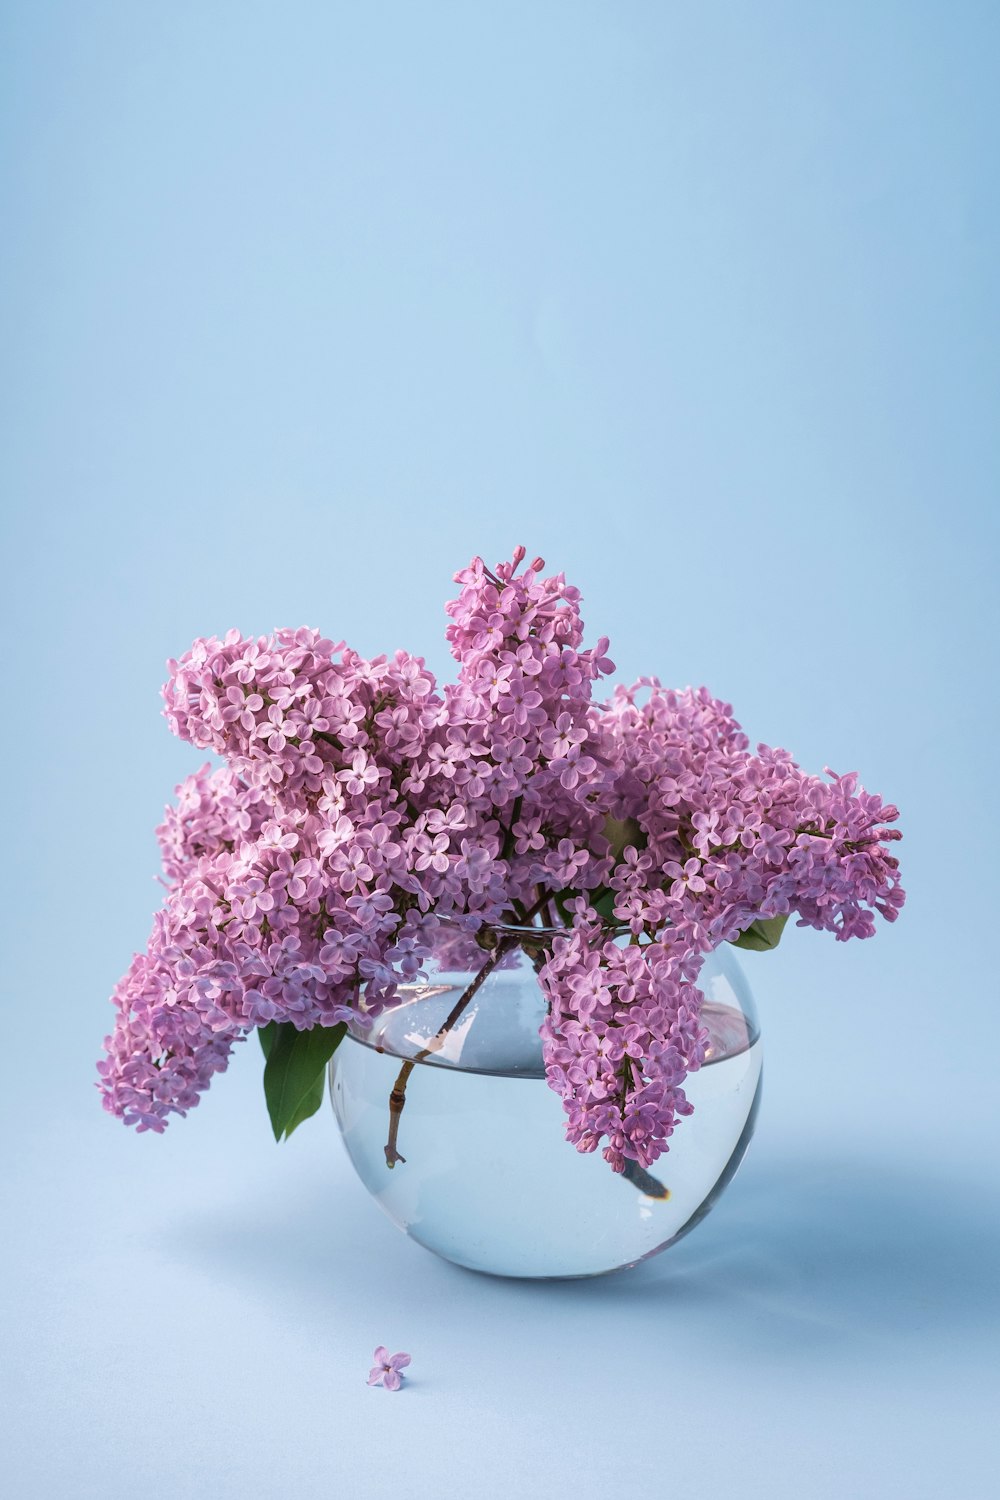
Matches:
[329,924,761,1279]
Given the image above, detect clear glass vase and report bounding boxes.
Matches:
[329,923,761,1279]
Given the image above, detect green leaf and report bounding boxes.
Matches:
[602,814,646,861]
[258,1022,278,1060]
[553,891,575,925]
[280,1069,327,1138]
[262,1022,346,1141]
[590,887,619,921]
[729,914,790,952]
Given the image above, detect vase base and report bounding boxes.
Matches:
[396,1069,762,1279]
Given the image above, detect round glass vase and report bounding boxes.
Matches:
[329,925,761,1279]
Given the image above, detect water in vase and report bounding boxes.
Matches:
[330,952,761,1279]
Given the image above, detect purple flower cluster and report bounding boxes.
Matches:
[98,550,904,1172]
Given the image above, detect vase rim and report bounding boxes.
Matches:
[434,914,564,937]
[432,913,624,939]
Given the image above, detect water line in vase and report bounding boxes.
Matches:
[379,894,670,1200]
[383,933,519,1167]
[380,888,560,1168]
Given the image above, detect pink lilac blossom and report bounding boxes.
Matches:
[367,1348,411,1391]
[99,549,904,1172]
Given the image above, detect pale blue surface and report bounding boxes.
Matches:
[2,3,998,1496]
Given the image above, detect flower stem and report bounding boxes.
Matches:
[621,1157,670,1200]
[381,890,668,1198]
[383,934,519,1168]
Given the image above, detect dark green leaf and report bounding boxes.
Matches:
[262,1022,346,1141]
[280,1070,327,1138]
[553,892,574,925]
[602,814,646,861]
[729,914,790,952]
[258,1021,278,1060]
[590,887,619,921]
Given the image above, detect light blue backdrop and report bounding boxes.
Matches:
[2,3,997,1497]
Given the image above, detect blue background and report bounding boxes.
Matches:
[2,3,998,1496]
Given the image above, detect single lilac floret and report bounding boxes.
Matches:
[367,1347,412,1391]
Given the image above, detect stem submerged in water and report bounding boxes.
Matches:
[383,934,519,1168]
[381,895,669,1199]
[621,1157,670,1199]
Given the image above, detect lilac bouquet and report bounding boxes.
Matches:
[99,550,904,1176]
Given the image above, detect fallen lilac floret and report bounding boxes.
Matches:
[367,1347,411,1391]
